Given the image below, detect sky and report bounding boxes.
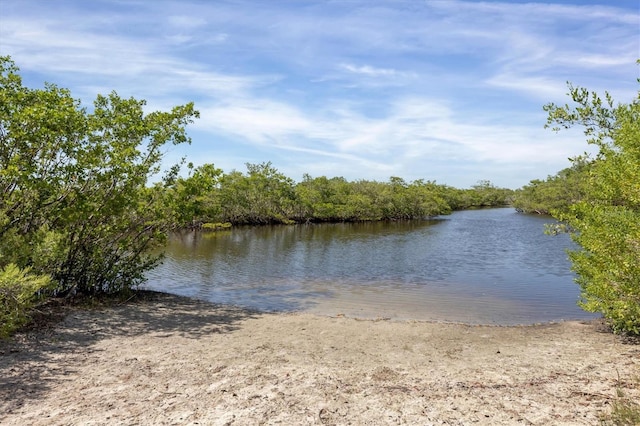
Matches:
[0,0,638,189]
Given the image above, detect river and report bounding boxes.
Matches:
[145,207,597,325]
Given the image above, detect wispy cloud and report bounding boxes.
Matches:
[0,0,636,188]
[340,64,401,77]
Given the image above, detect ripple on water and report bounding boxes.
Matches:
[145,208,598,325]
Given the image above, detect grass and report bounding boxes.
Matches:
[602,370,640,426]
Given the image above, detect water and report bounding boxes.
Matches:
[145,208,597,325]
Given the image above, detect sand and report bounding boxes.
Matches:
[1,291,638,425]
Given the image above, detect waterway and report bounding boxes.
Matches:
[145,208,597,324]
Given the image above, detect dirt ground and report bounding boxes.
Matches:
[1,292,638,425]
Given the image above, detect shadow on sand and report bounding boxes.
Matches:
[0,290,263,416]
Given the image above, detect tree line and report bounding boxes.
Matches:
[512,159,590,215]
[162,163,513,228]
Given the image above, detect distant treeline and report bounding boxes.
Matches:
[160,162,515,228]
[511,157,591,216]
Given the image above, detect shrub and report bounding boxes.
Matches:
[545,74,640,334]
[0,264,53,338]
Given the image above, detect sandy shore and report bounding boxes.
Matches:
[1,292,638,425]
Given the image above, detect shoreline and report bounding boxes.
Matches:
[133,289,599,328]
[1,291,638,425]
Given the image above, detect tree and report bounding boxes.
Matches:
[545,76,640,334]
[167,163,223,227]
[0,56,199,297]
[513,159,591,215]
[216,162,296,225]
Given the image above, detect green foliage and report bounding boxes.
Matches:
[545,75,640,334]
[294,175,452,222]
[167,163,223,227]
[606,399,640,426]
[163,163,513,226]
[0,263,53,338]
[0,56,199,297]
[513,159,591,215]
[451,180,515,210]
[215,162,297,225]
[201,222,232,230]
[601,371,640,426]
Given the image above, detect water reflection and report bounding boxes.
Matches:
[146,208,597,325]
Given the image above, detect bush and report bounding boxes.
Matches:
[545,74,640,334]
[0,56,198,297]
[0,264,53,338]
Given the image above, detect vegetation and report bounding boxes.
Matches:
[0,56,198,333]
[512,159,590,215]
[542,77,640,335]
[166,164,513,228]
[0,263,53,337]
[601,370,640,426]
[606,390,640,426]
[451,180,515,210]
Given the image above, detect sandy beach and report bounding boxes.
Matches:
[1,291,638,425]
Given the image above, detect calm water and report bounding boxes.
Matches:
[145,208,597,325]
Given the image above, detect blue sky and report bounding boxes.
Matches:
[1,0,638,188]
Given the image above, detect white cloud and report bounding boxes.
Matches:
[0,0,636,188]
[485,74,570,101]
[196,100,313,144]
[340,64,399,77]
